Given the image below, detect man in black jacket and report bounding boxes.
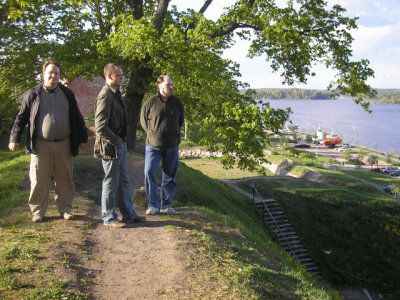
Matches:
[94,63,145,228]
[140,75,184,215]
[9,60,88,222]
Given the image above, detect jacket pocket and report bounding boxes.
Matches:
[95,137,117,159]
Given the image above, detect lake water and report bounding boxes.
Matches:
[265,99,399,155]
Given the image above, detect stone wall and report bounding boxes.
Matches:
[179,149,223,158]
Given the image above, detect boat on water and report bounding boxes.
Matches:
[324,133,342,148]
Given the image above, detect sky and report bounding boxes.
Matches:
[172,0,400,90]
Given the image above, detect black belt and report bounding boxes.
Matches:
[45,138,64,142]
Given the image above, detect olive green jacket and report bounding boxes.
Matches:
[140,93,184,148]
[94,85,127,159]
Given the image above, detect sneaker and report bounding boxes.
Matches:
[122,216,146,223]
[160,207,178,215]
[62,212,74,220]
[146,207,159,215]
[104,221,126,228]
[32,214,43,223]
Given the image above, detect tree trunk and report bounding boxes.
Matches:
[124,66,153,152]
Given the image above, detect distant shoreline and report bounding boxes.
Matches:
[250,88,400,104]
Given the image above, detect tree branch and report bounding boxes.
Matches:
[154,0,170,32]
[124,0,144,20]
[199,0,213,14]
[208,23,262,38]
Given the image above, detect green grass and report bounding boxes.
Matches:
[1,131,398,298]
[236,168,400,293]
[173,162,341,299]
[0,135,30,217]
[343,169,399,187]
[181,157,267,179]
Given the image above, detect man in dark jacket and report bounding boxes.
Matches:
[94,63,145,228]
[140,75,184,215]
[9,60,88,222]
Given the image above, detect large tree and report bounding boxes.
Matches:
[0,0,375,172]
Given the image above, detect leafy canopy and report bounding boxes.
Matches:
[1,0,375,172]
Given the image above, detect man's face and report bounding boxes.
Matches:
[43,64,60,89]
[159,77,173,98]
[108,68,123,88]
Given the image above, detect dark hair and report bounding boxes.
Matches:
[157,75,172,88]
[104,63,121,77]
[42,60,62,75]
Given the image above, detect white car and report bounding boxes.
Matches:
[380,166,399,174]
[336,146,351,152]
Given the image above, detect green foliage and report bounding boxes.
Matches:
[253,88,331,100]
[0,89,19,135]
[370,89,400,104]
[391,182,400,196]
[342,149,352,160]
[367,154,379,168]
[305,134,313,143]
[1,0,376,170]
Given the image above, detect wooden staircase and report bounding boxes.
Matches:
[253,186,319,276]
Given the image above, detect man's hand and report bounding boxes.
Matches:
[8,142,20,152]
[79,143,88,150]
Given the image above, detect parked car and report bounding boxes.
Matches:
[383,185,395,195]
[336,146,351,152]
[380,166,399,174]
[389,170,400,176]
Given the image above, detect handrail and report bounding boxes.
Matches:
[252,184,300,262]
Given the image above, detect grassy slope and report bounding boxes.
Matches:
[0,135,30,217]
[174,161,339,299]
[237,168,400,293]
[0,134,339,299]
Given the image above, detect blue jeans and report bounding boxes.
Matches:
[144,145,179,209]
[101,142,138,224]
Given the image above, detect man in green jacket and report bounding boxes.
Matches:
[94,63,145,228]
[140,75,184,215]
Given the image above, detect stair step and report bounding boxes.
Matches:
[275,231,296,237]
[298,258,313,263]
[277,235,299,241]
[280,240,302,246]
[253,188,319,281]
[254,199,277,204]
[283,244,304,250]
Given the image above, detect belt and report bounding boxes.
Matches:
[45,138,65,142]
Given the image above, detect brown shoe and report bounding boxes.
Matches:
[104,221,126,228]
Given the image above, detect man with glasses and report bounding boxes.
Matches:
[94,63,145,228]
[140,75,184,215]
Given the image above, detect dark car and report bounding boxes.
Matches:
[383,185,395,194]
[389,170,400,176]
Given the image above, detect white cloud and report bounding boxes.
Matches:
[172,0,400,89]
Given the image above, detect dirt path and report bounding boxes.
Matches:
[71,154,192,299]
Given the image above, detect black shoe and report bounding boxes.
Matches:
[123,216,146,223]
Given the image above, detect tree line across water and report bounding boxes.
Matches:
[251,88,400,103]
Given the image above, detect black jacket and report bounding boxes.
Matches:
[9,83,88,157]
